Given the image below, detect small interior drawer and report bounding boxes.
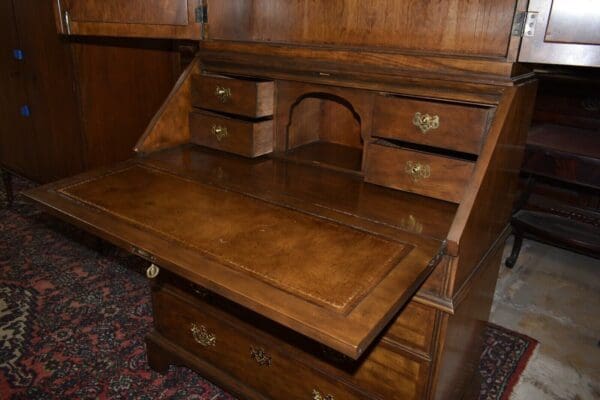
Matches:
[372,95,492,155]
[153,284,366,400]
[189,111,273,158]
[192,74,275,118]
[364,142,475,203]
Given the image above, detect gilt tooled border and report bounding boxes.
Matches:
[57,164,408,315]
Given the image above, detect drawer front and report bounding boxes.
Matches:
[384,301,438,356]
[373,96,491,155]
[192,75,275,118]
[153,285,366,400]
[190,112,273,157]
[364,143,475,203]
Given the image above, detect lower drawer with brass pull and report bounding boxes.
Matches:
[152,284,367,400]
[364,142,475,203]
[189,111,273,158]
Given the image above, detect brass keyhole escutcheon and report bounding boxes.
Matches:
[215,86,232,103]
[146,264,160,279]
[190,323,216,347]
[405,161,431,182]
[312,389,335,400]
[250,346,272,367]
[413,112,440,134]
[211,125,229,142]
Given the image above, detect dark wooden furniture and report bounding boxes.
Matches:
[0,0,180,206]
[26,1,540,399]
[506,71,600,267]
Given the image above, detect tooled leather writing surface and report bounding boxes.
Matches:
[60,164,408,313]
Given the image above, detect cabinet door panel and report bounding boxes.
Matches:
[54,0,202,39]
[519,0,600,66]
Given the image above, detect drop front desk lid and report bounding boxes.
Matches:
[25,146,447,359]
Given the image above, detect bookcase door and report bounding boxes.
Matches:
[53,0,203,40]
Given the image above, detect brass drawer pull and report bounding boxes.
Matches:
[413,112,440,133]
[211,125,229,142]
[190,323,216,347]
[312,389,335,400]
[215,86,232,103]
[250,346,272,367]
[146,264,160,279]
[405,161,431,182]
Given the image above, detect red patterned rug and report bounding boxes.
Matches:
[0,177,537,400]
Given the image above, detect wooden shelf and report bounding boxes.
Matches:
[283,141,363,173]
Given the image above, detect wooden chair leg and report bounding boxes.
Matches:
[505,231,523,268]
[1,169,14,206]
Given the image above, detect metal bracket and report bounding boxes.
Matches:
[512,11,538,37]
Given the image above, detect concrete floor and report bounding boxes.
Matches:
[491,238,600,400]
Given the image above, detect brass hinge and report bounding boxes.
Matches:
[512,11,538,37]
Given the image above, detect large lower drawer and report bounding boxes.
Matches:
[153,284,366,400]
[364,142,475,203]
[153,282,433,400]
[189,111,274,157]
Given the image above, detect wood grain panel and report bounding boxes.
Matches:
[546,0,600,45]
[66,0,189,25]
[207,0,518,58]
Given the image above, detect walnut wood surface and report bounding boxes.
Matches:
[152,276,436,400]
[372,95,492,155]
[364,143,475,203]
[54,0,202,39]
[136,57,200,154]
[192,74,275,118]
[207,0,518,58]
[190,111,273,157]
[25,146,444,359]
[447,82,538,290]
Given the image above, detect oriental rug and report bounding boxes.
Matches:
[0,177,536,400]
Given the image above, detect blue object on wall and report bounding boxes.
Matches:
[13,49,24,60]
[20,105,31,117]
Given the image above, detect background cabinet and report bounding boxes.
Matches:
[0,0,180,184]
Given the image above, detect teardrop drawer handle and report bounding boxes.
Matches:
[190,323,217,347]
[250,346,272,367]
[405,161,431,183]
[312,389,335,400]
[146,264,160,279]
[215,86,232,103]
[413,112,440,133]
[211,125,229,142]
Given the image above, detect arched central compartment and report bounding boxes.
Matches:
[285,93,363,172]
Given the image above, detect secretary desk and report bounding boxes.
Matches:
[27,1,539,399]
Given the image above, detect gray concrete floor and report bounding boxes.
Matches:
[491,238,600,400]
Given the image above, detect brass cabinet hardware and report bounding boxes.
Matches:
[215,86,232,103]
[405,161,431,182]
[312,389,334,400]
[190,323,216,347]
[413,112,440,133]
[146,264,160,279]
[211,125,228,142]
[250,346,272,367]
